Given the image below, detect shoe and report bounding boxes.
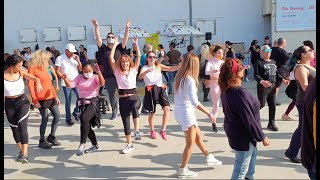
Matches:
[19,155,28,164]
[110,112,118,120]
[16,151,22,162]
[85,145,100,153]
[134,131,141,140]
[72,111,80,121]
[121,144,134,154]
[203,98,210,102]
[66,120,74,126]
[205,153,222,165]
[39,140,52,149]
[76,144,85,156]
[285,152,301,163]
[267,124,279,131]
[46,134,61,146]
[212,123,218,132]
[178,167,198,179]
[276,101,281,106]
[150,130,157,139]
[159,130,168,141]
[168,91,172,95]
[282,114,293,121]
[244,77,250,82]
[30,104,35,110]
[141,109,149,115]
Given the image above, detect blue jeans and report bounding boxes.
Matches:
[231,143,257,180]
[62,86,79,121]
[167,71,177,93]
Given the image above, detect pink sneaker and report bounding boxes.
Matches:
[150,130,156,139]
[159,130,168,141]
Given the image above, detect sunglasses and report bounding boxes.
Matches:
[107,36,114,39]
[148,56,156,59]
[263,49,272,53]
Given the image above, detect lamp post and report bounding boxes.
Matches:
[189,0,193,45]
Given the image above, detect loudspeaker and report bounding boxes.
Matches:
[205,32,212,40]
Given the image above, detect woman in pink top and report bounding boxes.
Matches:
[62,62,105,156]
[110,36,141,154]
[205,45,224,132]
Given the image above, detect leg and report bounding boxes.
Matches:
[132,96,141,132]
[79,104,96,144]
[72,87,80,114]
[87,124,98,145]
[194,126,209,156]
[266,86,276,125]
[119,98,132,144]
[106,76,118,117]
[148,113,155,131]
[38,108,49,141]
[231,144,254,180]
[62,86,72,122]
[181,125,197,168]
[257,84,269,109]
[284,100,296,115]
[19,116,29,156]
[48,105,61,137]
[167,71,175,93]
[209,80,221,122]
[245,145,258,179]
[161,106,170,131]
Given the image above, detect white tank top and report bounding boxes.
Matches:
[4,75,25,97]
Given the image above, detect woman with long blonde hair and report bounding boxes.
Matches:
[199,43,212,102]
[28,49,61,149]
[174,54,222,178]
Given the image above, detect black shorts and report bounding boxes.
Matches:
[143,85,170,113]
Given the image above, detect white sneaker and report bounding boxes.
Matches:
[178,167,198,179]
[121,144,134,154]
[76,144,85,156]
[85,145,100,153]
[244,77,250,82]
[206,153,222,165]
[134,131,141,140]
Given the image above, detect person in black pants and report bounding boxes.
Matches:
[254,45,289,131]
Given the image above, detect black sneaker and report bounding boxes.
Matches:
[285,152,301,163]
[19,155,28,164]
[66,120,74,126]
[267,124,279,131]
[110,112,118,120]
[46,134,61,146]
[141,109,149,115]
[39,140,53,149]
[212,123,218,132]
[72,111,80,121]
[16,151,22,162]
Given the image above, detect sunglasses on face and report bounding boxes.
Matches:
[263,49,272,53]
[107,36,114,39]
[148,56,156,59]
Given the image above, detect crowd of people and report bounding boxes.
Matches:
[4,18,316,179]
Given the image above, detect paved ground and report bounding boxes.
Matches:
[4,78,309,179]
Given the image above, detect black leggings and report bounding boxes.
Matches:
[257,84,276,124]
[5,94,30,144]
[119,95,141,135]
[80,104,97,145]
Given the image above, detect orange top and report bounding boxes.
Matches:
[28,66,58,104]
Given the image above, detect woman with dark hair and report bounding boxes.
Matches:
[303,40,316,68]
[4,54,43,163]
[62,61,105,156]
[245,40,260,67]
[79,44,88,64]
[157,44,169,83]
[285,45,316,163]
[219,58,270,179]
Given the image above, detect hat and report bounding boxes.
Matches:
[65,43,77,53]
[265,36,270,40]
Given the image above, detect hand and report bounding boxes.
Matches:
[126,18,131,30]
[114,36,119,45]
[91,18,98,27]
[261,80,271,88]
[207,113,216,122]
[243,65,251,69]
[178,62,183,68]
[61,73,67,80]
[34,103,41,109]
[132,36,138,44]
[73,54,80,62]
[146,68,154,73]
[36,81,43,93]
[262,136,270,146]
[55,85,59,91]
[56,99,60,106]
[282,79,289,86]
[160,50,165,57]
[94,63,100,72]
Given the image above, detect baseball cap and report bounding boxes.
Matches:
[65,43,77,53]
[265,36,270,40]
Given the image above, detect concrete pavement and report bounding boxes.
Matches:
[4,78,309,179]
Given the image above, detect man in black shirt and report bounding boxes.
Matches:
[92,18,130,120]
[165,42,183,94]
[263,36,272,47]
[270,38,290,106]
[254,45,289,131]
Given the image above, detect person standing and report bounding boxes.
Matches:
[55,43,82,125]
[50,46,61,64]
[263,36,272,47]
[28,50,62,149]
[270,38,290,106]
[165,42,184,94]
[285,45,316,163]
[205,45,225,132]
[254,45,289,131]
[174,54,222,178]
[219,58,270,180]
[224,41,236,59]
[62,62,105,156]
[246,40,260,67]
[79,44,88,64]
[198,43,212,102]
[4,54,43,164]
[92,18,130,120]
[157,44,169,84]
[303,40,316,68]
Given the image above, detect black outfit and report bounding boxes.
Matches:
[5,94,30,144]
[119,95,141,135]
[270,47,290,87]
[254,58,283,126]
[78,97,101,145]
[143,85,170,113]
[249,45,260,66]
[226,47,234,58]
[199,55,210,101]
[221,87,265,151]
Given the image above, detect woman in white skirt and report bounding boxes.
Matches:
[174,54,222,178]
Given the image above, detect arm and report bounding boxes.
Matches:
[109,37,119,73]
[132,36,141,70]
[253,61,263,83]
[121,19,131,49]
[295,66,310,91]
[61,74,76,88]
[20,68,43,94]
[160,63,182,72]
[232,48,236,59]
[91,18,103,48]
[73,54,82,71]
[138,66,151,80]
[94,63,105,86]
[26,67,40,105]
[50,66,59,90]
[55,56,63,78]
[223,49,227,60]
[84,50,88,60]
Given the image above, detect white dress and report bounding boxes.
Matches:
[174,76,201,131]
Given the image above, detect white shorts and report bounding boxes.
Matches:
[174,106,198,131]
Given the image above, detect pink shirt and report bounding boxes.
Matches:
[114,68,137,89]
[310,50,316,68]
[69,74,100,99]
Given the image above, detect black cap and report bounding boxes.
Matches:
[265,36,270,40]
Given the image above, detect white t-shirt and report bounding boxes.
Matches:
[205,57,224,80]
[141,65,164,87]
[114,68,137,89]
[24,53,31,62]
[55,53,79,87]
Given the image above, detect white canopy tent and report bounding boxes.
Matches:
[161,24,202,37]
[115,27,150,38]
